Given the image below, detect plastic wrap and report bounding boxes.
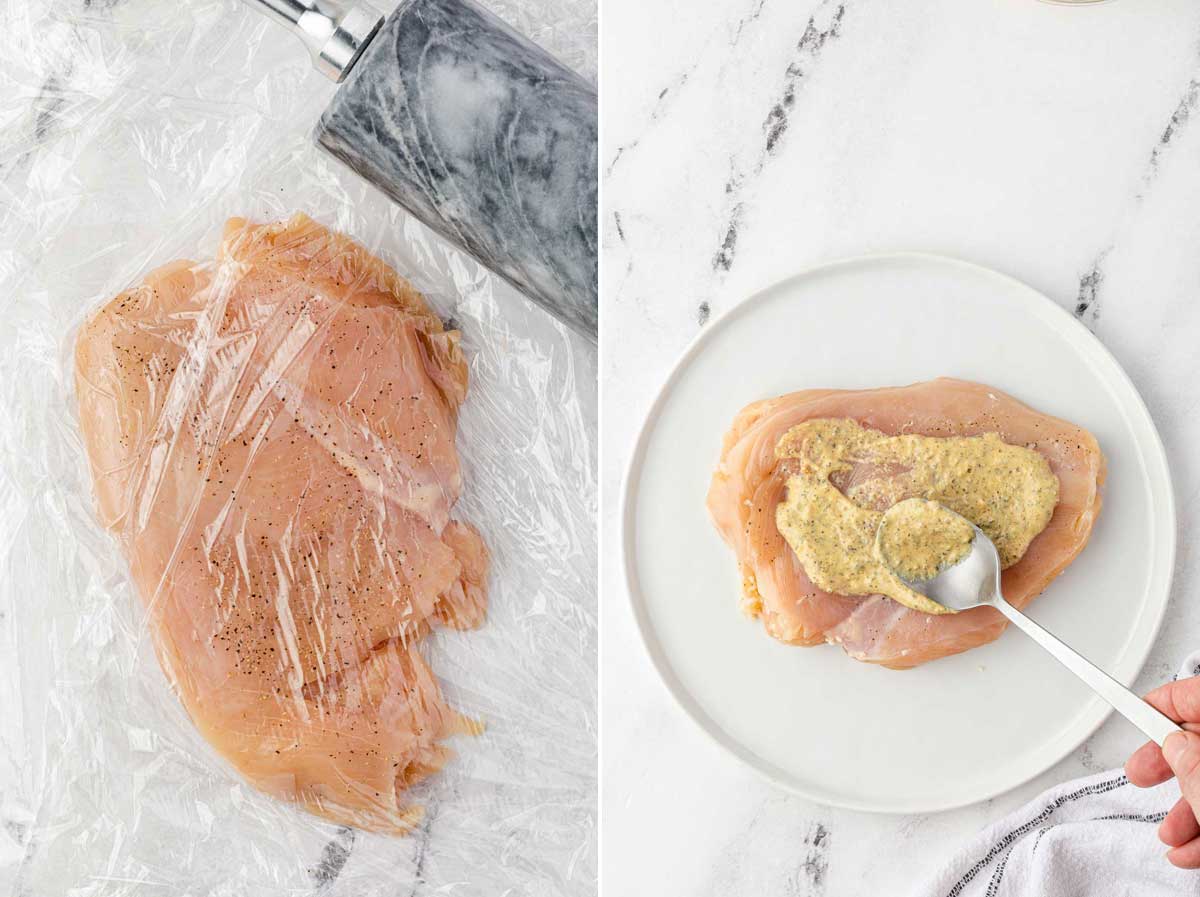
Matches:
[0,1,596,894]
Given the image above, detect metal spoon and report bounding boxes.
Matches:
[878,509,1179,746]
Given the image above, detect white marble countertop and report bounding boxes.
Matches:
[601,1,1200,893]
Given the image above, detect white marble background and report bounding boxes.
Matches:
[602,1,1200,894]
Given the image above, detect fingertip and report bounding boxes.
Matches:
[1166,835,1200,870]
[1125,759,1146,786]
[1163,731,1200,777]
[1158,813,1175,846]
[1164,731,1190,765]
[1158,797,1200,848]
[1167,846,1200,870]
[1126,740,1172,788]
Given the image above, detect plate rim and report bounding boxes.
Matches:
[619,250,1177,815]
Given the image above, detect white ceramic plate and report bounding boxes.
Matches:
[621,253,1175,814]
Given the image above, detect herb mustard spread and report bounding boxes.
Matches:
[876,498,975,583]
[774,419,1059,615]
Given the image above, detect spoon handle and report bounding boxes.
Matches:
[995,599,1180,746]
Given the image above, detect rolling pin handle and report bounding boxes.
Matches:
[241,0,384,82]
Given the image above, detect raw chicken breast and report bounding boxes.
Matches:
[75,214,488,833]
[706,379,1104,669]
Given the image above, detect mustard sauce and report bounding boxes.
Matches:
[774,419,1059,615]
[876,498,975,583]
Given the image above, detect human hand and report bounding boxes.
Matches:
[1125,678,1200,868]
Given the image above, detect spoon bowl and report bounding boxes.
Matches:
[893,519,1002,613]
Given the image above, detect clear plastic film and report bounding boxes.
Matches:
[0,1,596,894]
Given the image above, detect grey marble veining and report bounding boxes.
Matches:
[711,0,846,276]
[317,0,598,337]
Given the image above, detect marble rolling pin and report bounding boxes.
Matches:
[244,0,598,337]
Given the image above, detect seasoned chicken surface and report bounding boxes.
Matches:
[75,214,488,832]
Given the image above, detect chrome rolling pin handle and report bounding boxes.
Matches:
[241,0,384,82]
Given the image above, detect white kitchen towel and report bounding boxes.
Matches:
[914,651,1200,897]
